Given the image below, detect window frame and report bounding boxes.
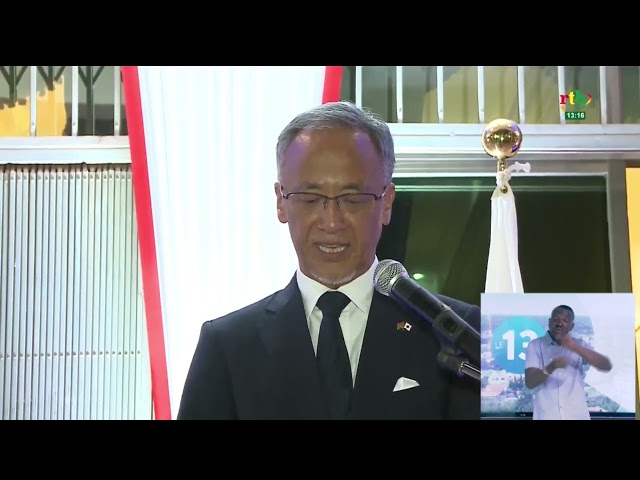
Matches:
[1,124,637,294]
[390,122,640,293]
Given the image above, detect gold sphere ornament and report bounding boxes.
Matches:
[481,119,523,162]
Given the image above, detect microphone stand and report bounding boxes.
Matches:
[437,349,481,382]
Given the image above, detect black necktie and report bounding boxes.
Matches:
[316,291,353,420]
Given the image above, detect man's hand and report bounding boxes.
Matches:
[548,357,569,372]
[560,335,579,352]
[560,335,613,372]
[525,357,568,389]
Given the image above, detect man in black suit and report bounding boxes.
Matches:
[177,101,480,420]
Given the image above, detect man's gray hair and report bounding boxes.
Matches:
[276,101,395,183]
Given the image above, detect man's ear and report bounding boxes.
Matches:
[275,182,287,224]
[381,183,396,226]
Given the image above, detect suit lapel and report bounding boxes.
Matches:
[350,292,410,419]
[257,275,328,419]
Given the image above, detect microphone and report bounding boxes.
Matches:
[437,350,480,381]
[374,259,480,366]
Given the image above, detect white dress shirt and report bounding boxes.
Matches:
[296,258,378,386]
[525,332,592,420]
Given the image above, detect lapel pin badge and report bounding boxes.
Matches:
[396,321,412,332]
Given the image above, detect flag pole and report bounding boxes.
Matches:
[481,118,529,295]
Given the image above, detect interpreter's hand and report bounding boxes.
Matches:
[550,357,569,370]
[560,335,579,352]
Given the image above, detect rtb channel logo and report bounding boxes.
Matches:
[559,90,593,111]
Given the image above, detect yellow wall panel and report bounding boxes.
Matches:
[625,167,640,417]
[0,77,67,136]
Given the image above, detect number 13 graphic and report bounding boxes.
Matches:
[502,329,539,360]
[491,317,546,374]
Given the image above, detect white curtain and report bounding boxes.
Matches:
[484,162,530,294]
[132,66,329,418]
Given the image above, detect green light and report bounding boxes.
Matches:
[412,273,424,281]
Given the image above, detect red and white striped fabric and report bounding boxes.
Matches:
[122,66,343,419]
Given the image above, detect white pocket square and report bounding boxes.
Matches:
[393,377,420,392]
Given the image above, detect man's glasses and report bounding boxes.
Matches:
[280,185,387,214]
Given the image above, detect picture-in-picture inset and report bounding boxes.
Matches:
[480,293,636,420]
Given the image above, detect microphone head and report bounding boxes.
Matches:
[374,259,408,296]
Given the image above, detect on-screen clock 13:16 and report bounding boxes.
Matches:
[565,111,586,121]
